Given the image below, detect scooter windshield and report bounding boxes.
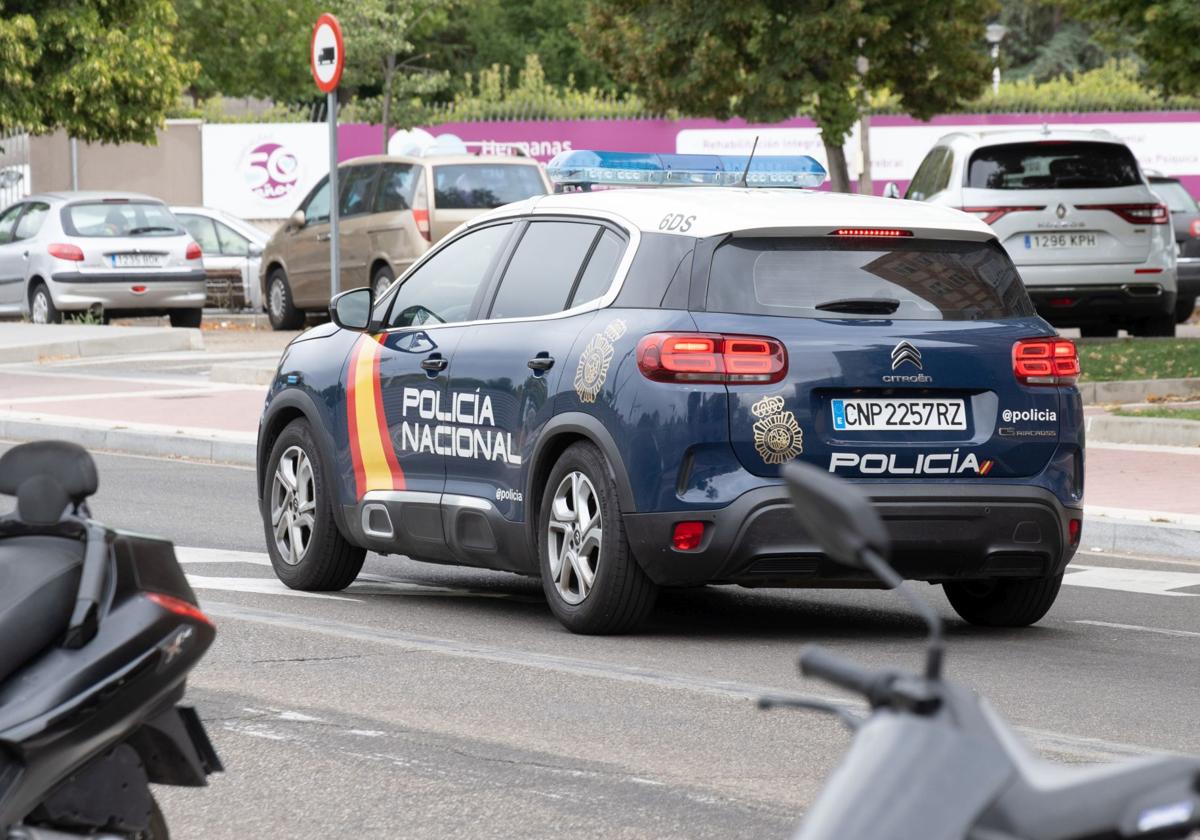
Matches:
[795,711,1014,840]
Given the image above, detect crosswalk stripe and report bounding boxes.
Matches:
[1063,565,1200,597]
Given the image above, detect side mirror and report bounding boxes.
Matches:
[781,461,890,570]
[247,242,264,258]
[289,210,306,230]
[882,182,901,199]
[329,287,372,332]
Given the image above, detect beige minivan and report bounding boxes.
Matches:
[259,153,551,330]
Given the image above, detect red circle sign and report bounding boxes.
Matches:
[310,13,344,93]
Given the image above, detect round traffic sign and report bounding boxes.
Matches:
[310,13,344,93]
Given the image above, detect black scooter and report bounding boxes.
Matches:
[0,441,221,839]
[764,461,1200,840]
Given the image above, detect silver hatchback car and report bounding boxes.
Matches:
[0,191,206,326]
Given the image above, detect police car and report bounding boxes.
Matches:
[256,151,1084,634]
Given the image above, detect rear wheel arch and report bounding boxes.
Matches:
[25,274,47,306]
[526,414,637,548]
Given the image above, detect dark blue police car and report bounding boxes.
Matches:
[257,151,1085,634]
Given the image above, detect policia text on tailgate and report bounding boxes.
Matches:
[256,151,1084,634]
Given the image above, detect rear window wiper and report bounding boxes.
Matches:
[127,226,177,235]
[814,297,901,314]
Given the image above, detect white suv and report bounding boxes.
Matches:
[906,129,1177,337]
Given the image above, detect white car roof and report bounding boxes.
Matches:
[30,190,164,204]
[936,127,1123,150]
[170,205,270,243]
[470,187,994,240]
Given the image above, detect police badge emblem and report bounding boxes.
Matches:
[750,395,802,465]
[574,319,627,403]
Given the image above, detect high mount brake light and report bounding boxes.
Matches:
[958,206,1045,225]
[145,591,214,628]
[48,243,84,261]
[830,228,913,238]
[545,150,827,190]
[1013,338,1079,386]
[637,333,787,385]
[1076,203,1169,225]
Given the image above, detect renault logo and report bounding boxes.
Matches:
[1056,204,1067,219]
[891,341,922,370]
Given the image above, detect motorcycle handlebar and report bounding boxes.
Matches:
[799,644,887,701]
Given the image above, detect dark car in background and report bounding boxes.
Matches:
[1149,175,1200,322]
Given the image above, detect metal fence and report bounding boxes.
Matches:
[0,129,30,208]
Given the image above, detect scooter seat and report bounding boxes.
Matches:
[0,535,83,684]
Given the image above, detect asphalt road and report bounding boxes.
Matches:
[3,444,1200,839]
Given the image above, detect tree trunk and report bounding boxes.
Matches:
[823,138,851,193]
[381,53,396,154]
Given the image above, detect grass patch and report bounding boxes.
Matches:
[1077,338,1200,382]
[1112,407,1200,422]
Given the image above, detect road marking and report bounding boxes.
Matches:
[0,387,253,406]
[188,575,360,602]
[200,599,1163,764]
[1074,620,1200,639]
[1063,565,1200,597]
[177,547,273,566]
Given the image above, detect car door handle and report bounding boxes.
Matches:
[420,355,448,373]
[527,354,555,372]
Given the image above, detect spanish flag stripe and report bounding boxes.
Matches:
[346,335,406,499]
[346,339,368,497]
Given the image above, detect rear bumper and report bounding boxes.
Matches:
[624,483,1080,587]
[1177,257,1200,299]
[1026,284,1175,326]
[49,270,206,312]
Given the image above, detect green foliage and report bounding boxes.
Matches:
[0,0,196,144]
[1077,338,1200,382]
[997,0,1133,82]
[433,55,647,122]
[174,0,320,102]
[168,96,315,123]
[956,60,1200,112]
[1072,0,1200,95]
[581,0,994,190]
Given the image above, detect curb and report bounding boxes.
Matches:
[209,361,277,386]
[1083,510,1200,562]
[0,413,255,467]
[0,326,203,364]
[1080,377,1200,406]
[1086,415,1200,448]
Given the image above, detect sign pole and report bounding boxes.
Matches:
[328,90,340,296]
[311,12,345,300]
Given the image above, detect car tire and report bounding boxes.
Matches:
[1131,310,1176,337]
[1176,296,1196,324]
[29,282,61,325]
[168,308,203,328]
[267,269,305,331]
[371,265,395,299]
[537,441,658,634]
[943,575,1063,627]
[1079,325,1117,338]
[263,418,365,590]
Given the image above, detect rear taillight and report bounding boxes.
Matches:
[185,241,202,260]
[413,208,431,242]
[145,591,214,628]
[672,521,705,551]
[1190,219,1200,238]
[830,228,912,237]
[637,333,787,384]
[1068,518,1082,546]
[48,243,84,261]
[958,206,1044,225]
[1013,338,1079,386]
[1075,203,1168,225]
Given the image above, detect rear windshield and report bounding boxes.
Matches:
[967,142,1141,190]
[707,237,1035,321]
[432,164,546,209]
[1151,179,1198,214]
[62,201,182,237]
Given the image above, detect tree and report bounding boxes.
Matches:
[582,0,995,192]
[1071,0,1200,94]
[0,0,195,144]
[996,0,1134,83]
[174,0,321,103]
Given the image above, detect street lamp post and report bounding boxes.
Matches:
[986,23,1008,96]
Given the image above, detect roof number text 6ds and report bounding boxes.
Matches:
[659,213,696,233]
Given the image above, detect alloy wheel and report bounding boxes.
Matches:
[31,290,48,324]
[546,471,602,605]
[269,279,286,321]
[270,445,317,565]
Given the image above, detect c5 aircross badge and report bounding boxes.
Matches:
[574,319,627,403]
[751,395,803,465]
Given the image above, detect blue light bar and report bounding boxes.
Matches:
[545,150,827,190]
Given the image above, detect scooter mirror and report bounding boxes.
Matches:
[782,461,891,570]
